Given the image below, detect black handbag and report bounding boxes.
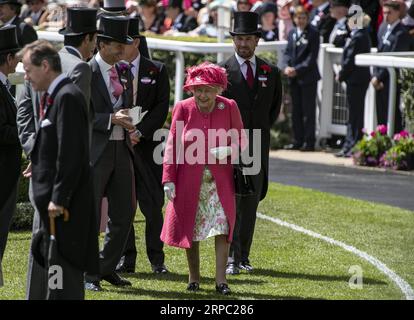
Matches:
[233,163,255,197]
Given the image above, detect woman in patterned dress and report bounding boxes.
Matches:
[161,62,246,295]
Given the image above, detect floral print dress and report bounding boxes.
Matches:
[193,166,229,241]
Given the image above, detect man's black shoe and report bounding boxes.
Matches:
[284,143,302,150]
[151,264,169,274]
[85,281,102,292]
[102,272,132,286]
[238,261,253,272]
[115,263,135,274]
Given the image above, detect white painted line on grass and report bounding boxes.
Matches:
[257,212,414,300]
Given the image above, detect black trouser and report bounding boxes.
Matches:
[229,169,265,264]
[86,141,136,282]
[342,82,369,152]
[0,182,18,259]
[290,82,317,147]
[375,78,403,134]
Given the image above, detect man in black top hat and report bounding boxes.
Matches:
[0,0,37,46]
[164,0,197,34]
[116,17,170,275]
[0,25,21,263]
[219,11,282,275]
[85,15,137,291]
[328,0,351,48]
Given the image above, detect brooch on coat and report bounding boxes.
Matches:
[217,102,225,110]
[258,65,272,88]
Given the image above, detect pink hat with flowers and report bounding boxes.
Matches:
[183,62,228,91]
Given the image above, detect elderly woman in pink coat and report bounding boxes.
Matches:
[161,62,246,295]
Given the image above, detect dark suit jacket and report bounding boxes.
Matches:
[374,22,411,83]
[338,28,372,85]
[30,78,98,273]
[330,22,350,48]
[89,56,134,166]
[123,56,170,209]
[11,16,38,47]
[284,25,321,85]
[0,81,21,208]
[220,55,282,200]
[309,4,336,43]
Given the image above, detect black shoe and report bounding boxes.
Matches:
[187,282,200,292]
[101,272,132,287]
[216,283,231,295]
[85,281,102,292]
[225,263,240,275]
[238,261,253,272]
[300,144,315,152]
[284,143,302,150]
[115,263,135,274]
[151,264,169,274]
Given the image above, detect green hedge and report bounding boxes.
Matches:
[11,202,34,231]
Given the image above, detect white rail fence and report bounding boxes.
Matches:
[10,31,414,142]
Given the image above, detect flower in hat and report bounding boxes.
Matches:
[183,62,228,92]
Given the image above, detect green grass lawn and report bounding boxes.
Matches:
[1,182,413,300]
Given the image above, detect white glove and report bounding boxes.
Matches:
[163,182,176,200]
[210,146,232,160]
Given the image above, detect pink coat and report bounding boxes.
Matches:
[161,96,247,249]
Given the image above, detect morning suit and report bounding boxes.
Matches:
[119,56,170,268]
[373,21,411,133]
[30,76,99,299]
[220,54,282,264]
[284,25,321,148]
[338,28,371,152]
[86,54,136,281]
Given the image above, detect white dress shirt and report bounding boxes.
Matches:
[47,73,66,96]
[235,52,257,80]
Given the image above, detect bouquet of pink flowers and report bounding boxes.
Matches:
[380,130,414,170]
[352,125,392,167]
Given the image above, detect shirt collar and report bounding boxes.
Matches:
[174,13,184,25]
[96,51,114,73]
[0,72,8,86]
[235,52,256,68]
[4,15,16,26]
[47,73,66,96]
[336,17,347,25]
[64,45,83,60]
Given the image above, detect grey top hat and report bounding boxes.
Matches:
[230,11,261,37]
[0,25,20,55]
[97,15,133,45]
[59,7,98,36]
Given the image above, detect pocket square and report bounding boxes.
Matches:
[40,119,52,128]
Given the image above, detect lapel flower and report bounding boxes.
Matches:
[117,62,131,88]
[260,64,272,75]
[47,96,54,106]
[148,66,159,77]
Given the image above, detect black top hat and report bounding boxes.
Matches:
[0,25,20,55]
[0,0,22,6]
[127,17,143,39]
[59,8,98,36]
[331,0,351,8]
[98,15,133,45]
[230,11,261,37]
[102,0,126,12]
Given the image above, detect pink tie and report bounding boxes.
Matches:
[109,66,123,98]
